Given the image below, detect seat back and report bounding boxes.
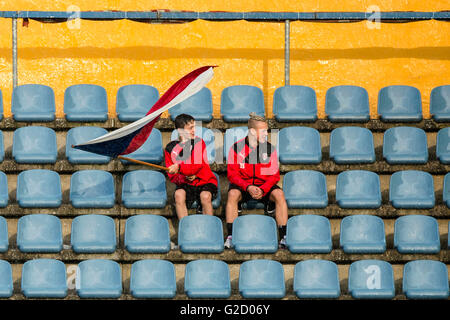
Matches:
[383,127,428,164]
[336,170,381,208]
[430,85,450,121]
[273,85,317,121]
[221,85,264,122]
[71,215,117,253]
[340,215,386,253]
[184,259,231,298]
[125,215,170,253]
[239,259,285,299]
[278,127,321,164]
[330,127,375,163]
[325,85,370,122]
[17,214,63,253]
[13,126,57,163]
[11,84,56,121]
[116,84,159,121]
[394,215,440,253]
[64,84,108,121]
[232,215,278,253]
[66,127,111,164]
[169,87,213,121]
[377,85,422,122]
[178,215,224,253]
[130,259,176,298]
[286,215,332,253]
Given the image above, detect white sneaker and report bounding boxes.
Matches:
[170,241,179,250]
[279,236,287,249]
[224,236,233,249]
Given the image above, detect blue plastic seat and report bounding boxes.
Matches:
[336,170,381,208]
[378,85,422,122]
[325,85,370,122]
[125,215,170,253]
[239,259,285,299]
[394,215,440,254]
[330,127,375,164]
[389,170,435,209]
[119,128,163,165]
[283,170,328,208]
[171,126,217,164]
[224,126,248,161]
[121,170,167,208]
[76,259,122,298]
[17,214,62,253]
[70,170,115,208]
[0,217,8,252]
[348,260,395,299]
[16,169,62,208]
[71,215,116,253]
[185,260,231,298]
[116,84,159,122]
[403,260,449,299]
[294,260,340,299]
[0,260,12,298]
[436,127,450,164]
[169,87,213,122]
[0,172,8,208]
[178,214,224,253]
[66,127,111,164]
[340,215,386,254]
[286,215,332,253]
[130,259,176,298]
[11,84,55,121]
[0,131,4,163]
[232,215,278,253]
[383,127,428,164]
[64,84,108,122]
[190,173,221,210]
[444,173,450,208]
[430,85,450,122]
[21,259,67,298]
[278,127,321,164]
[13,126,57,164]
[273,85,317,122]
[221,85,265,122]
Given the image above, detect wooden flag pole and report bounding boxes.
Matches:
[117,156,169,171]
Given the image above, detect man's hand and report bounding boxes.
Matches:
[168,163,180,175]
[186,175,197,182]
[247,185,263,200]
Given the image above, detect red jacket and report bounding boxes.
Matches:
[227,136,280,196]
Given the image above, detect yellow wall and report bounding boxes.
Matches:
[0,1,448,118]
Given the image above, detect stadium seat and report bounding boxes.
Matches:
[335,170,381,208]
[0,216,8,252]
[340,215,386,253]
[389,170,435,209]
[383,127,428,164]
[64,84,108,122]
[436,127,450,164]
[377,85,422,122]
[232,215,278,253]
[0,131,4,163]
[16,169,62,208]
[403,260,449,299]
[66,127,111,164]
[169,87,213,122]
[124,215,170,253]
[224,126,248,161]
[130,259,176,298]
[119,128,163,165]
[430,85,450,122]
[121,170,167,208]
[17,214,63,253]
[221,85,265,122]
[190,173,221,210]
[184,259,231,298]
[21,259,67,298]
[171,126,217,164]
[348,260,395,299]
[12,126,57,164]
[272,85,317,122]
[283,170,328,208]
[11,84,55,121]
[325,85,370,122]
[76,259,122,298]
[178,214,224,253]
[70,170,115,208]
[239,259,285,299]
[286,215,332,253]
[329,127,375,164]
[0,260,12,298]
[0,171,8,208]
[116,84,159,122]
[278,127,321,164]
[71,215,116,253]
[444,173,450,208]
[394,215,440,254]
[294,260,340,299]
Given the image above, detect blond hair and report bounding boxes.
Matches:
[248,112,267,128]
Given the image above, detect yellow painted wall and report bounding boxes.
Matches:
[0,1,448,118]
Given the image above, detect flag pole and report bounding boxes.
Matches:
[117,156,170,171]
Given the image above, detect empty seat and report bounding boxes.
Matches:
[394,215,440,254]
[0,172,8,208]
[430,85,450,122]
[71,215,116,253]
[283,170,328,208]
[273,85,317,122]
[130,259,176,298]
[224,126,248,161]
[389,170,435,209]
[278,127,321,164]
[0,260,12,298]
[12,126,57,164]
[0,217,8,252]
[325,85,370,122]
[116,84,159,122]
[436,127,450,164]
[335,170,381,209]
[403,260,449,299]
[340,215,386,254]
[76,259,122,298]
[377,85,422,122]
[64,84,108,122]
[444,173,450,208]
[16,169,62,208]
[221,85,265,122]
[11,84,56,121]
[239,259,285,299]
[169,87,213,122]
[66,127,111,164]
[232,215,278,253]
[0,131,4,163]
[121,170,167,208]
[184,260,231,298]
[21,259,67,298]
[330,127,375,164]
[70,170,115,208]
[178,215,224,253]
[190,173,221,210]
[383,127,428,164]
[171,126,217,164]
[348,260,395,299]
[17,214,63,253]
[294,260,340,299]
[286,215,332,253]
[124,215,170,253]
[119,128,163,165]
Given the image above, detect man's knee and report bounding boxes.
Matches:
[174,189,186,203]
[199,191,212,203]
[271,189,286,203]
[227,189,242,203]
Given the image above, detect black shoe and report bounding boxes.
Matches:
[196,204,203,214]
[237,202,242,214]
[265,201,275,216]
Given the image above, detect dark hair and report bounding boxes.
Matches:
[174,113,195,129]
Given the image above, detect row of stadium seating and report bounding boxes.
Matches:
[1,84,450,122]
